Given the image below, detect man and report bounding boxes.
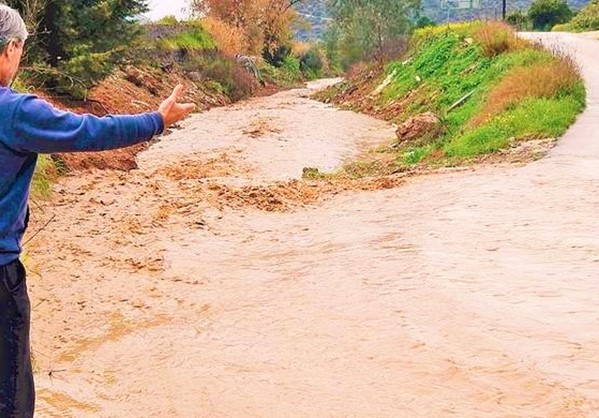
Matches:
[0,5,195,417]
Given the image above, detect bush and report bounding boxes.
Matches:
[551,23,573,31]
[203,56,256,101]
[279,55,302,82]
[562,0,599,31]
[32,156,60,200]
[202,16,247,56]
[300,48,324,78]
[506,10,531,30]
[528,0,573,30]
[258,55,304,85]
[415,16,436,29]
[473,21,523,57]
[263,44,292,67]
[157,22,216,53]
[157,15,179,26]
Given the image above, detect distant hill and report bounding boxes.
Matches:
[294,0,332,40]
[293,0,592,40]
[423,0,592,23]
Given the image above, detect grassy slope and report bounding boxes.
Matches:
[316,22,585,176]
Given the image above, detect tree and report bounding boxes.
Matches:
[528,0,573,30]
[327,0,420,66]
[14,0,149,96]
[5,1,148,66]
[190,0,302,64]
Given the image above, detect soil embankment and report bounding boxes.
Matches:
[28,33,599,416]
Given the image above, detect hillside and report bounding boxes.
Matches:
[423,0,592,22]
[293,0,593,36]
[295,0,332,40]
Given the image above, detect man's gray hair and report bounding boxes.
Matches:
[0,4,28,50]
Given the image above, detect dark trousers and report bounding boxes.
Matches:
[0,259,34,417]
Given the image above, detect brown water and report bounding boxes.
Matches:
[28,34,599,417]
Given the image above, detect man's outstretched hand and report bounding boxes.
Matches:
[158,84,196,127]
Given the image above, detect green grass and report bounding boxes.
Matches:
[445,95,584,157]
[31,155,58,200]
[402,145,434,165]
[157,25,216,52]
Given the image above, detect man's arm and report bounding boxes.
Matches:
[6,85,195,154]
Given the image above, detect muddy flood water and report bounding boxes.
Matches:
[28,33,599,417]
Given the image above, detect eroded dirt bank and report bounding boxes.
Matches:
[28,34,599,417]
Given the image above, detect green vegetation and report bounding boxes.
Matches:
[156,24,217,52]
[445,97,582,157]
[504,0,598,33]
[31,156,59,201]
[506,10,531,30]
[299,48,325,79]
[7,0,319,100]
[325,0,420,70]
[8,0,148,98]
[553,0,599,31]
[528,0,573,30]
[316,22,585,177]
[396,24,583,163]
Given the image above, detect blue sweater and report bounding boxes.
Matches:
[0,87,165,266]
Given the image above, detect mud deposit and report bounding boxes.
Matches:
[27,33,599,417]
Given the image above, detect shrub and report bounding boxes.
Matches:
[157,15,179,26]
[473,21,523,57]
[292,42,312,57]
[413,22,481,45]
[202,16,247,56]
[563,0,599,31]
[415,16,436,29]
[157,22,216,52]
[528,0,573,30]
[203,56,256,101]
[551,23,573,31]
[506,10,531,30]
[300,48,324,78]
[279,55,302,82]
[263,44,292,67]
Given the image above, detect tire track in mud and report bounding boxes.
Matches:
[28,33,599,416]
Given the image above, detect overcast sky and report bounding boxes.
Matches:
[146,0,188,21]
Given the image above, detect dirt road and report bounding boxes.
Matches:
[29,33,599,417]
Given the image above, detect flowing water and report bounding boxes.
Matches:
[29,34,599,417]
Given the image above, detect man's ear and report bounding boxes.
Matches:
[8,40,18,52]
[6,40,23,58]
[2,40,15,57]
